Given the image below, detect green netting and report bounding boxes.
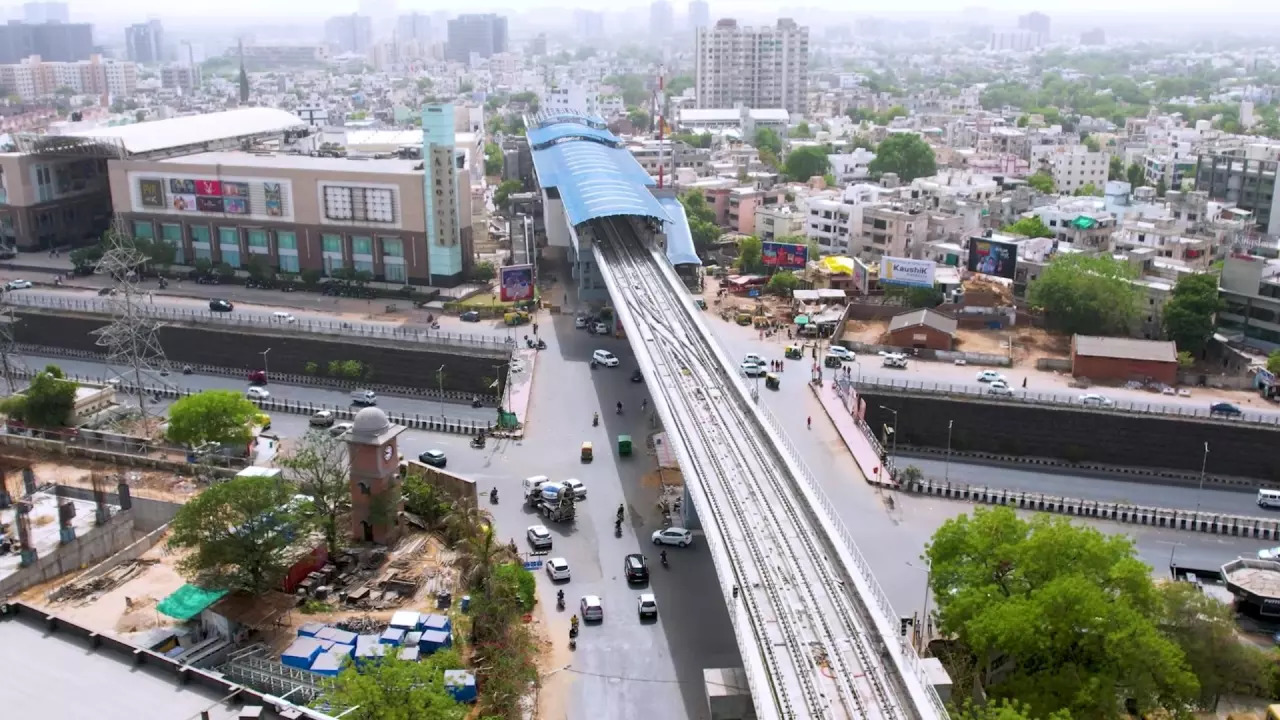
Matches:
[1072,215,1098,230]
[156,584,228,621]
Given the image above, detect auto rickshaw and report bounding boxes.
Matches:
[580,441,593,462]
[694,298,707,310]
[735,312,752,326]
[752,316,770,329]
[784,345,802,360]
[765,373,780,390]
[617,434,632,456]
[504,310,531,326]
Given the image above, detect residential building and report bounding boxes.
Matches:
[574,10,605,37]
[22,2,69,24]
[0,20,94,63]
[1027,198,1116,249]
[1030,145,1109,194]
[1219,253,1280,350]
[989,30,1041,52]
[650,1,674,37]
[0,54,136,101]
[238,44,330,66]
[125,20,163,64]
[1195,147,1280,236]
[688,0,710,30]
[694,18,809,117]
[853,202,927,262]
[1111,219,1212,268]
[755,204,804,242]
[1017,12,1050,39]
[445,14,507,63]
[627,138,711,178]
[542,83,601,118]
[395,12,431,43]
[160,63,198,94]
[828,148,875,184]
[324,14,374,55]
[805,183,883,255]
[676,106,789,137]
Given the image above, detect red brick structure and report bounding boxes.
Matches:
[345,407,407,545]
[1071,335,1178,385]
[885,308,958,351]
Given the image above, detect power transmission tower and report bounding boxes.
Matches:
[91,219,171,421]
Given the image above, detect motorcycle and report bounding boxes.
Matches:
[616,402,623,415]
[557,591,565,611]
[569,625,578,649]
[471,397,483,408]
[660,551,668,568]
[535,339,547,350]
[471,435,487,450]
[181,365,193,375]
[592,412,599,427]
[614,519,622,537]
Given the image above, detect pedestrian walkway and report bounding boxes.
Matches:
[811,378,894,487]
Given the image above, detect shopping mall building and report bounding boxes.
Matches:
[3,105,475,287]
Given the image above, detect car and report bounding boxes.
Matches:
[575,315,590,329]
[743,353,766,366]
[562,478,586,499]
[624,553,649,583]
[246,387,270,400]
[827,346,854,361]
[1259,547,1280,561]
[6,279,31,290]
[630,369,644,383]
[580,595,603,622]
[545,557,571,581]
[1210,402,1243,417]
[637,593,658,619]
[592,349,619,367]
[309,410,335,427]
[741,361,766,378]
[527,524,553,549]
[1078,393,1115,407]
[271,311,296,323]
[592,322,609,335]
[975,370,1005,383]
[987,383,1014,397]
[97,287,116,296]
[328,422,353,437]
[208,299,233,312]
[651,527,693,547]
[460,310,481,322]
[418,450,447,468]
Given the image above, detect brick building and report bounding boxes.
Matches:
[1070,335,1178,385]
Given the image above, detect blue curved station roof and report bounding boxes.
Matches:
[531,123,670,226]
[657,196,702,266]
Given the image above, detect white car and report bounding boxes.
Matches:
[580,594,603,622]
[6,279,31,290]
[651,527,694,547]
[741,361,766,378]
[592,322,609,335]
[328,422,353,437]
[575,316,589,329]
[987,382,1014,397]
[827,346,854,361]
[527,525,553,549]
[975,370,1005,384]
[592,349,619,367]
[1078,393,1115,408]
[272,311,297,323]
[545,557,571,581]
[562,478,586,499]
[743,353,765,366]
[246,387,270,400]
[1260,547,1280,561]
[637,593,658,619]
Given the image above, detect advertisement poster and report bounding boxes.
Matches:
[196,196,225,213]
[852,257,870,295]
[195,179,222,197]
[264,183,284,217]
[224,197,249,214]
[171,194,197,212]
[879,257,936,288]
[499,264,535,302]
[169,178,195,194]
[222,181,249,198]
[966,237,1018,280]
[761,241,808,270]
[138,178,165,208]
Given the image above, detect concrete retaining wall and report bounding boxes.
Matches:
[46,523,171,603]
[50,484,181,533]
[0,510,137,599]
[0,434,242,477]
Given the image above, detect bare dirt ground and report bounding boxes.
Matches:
[954,326,1071,366]
[0,456,202,504]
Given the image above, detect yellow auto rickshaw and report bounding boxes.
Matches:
[735,312,752,326]
[752,316,770,329]
[580,441,593,462]
[784,345,802,360]
[765,373,780,390]
[504,310,531,326]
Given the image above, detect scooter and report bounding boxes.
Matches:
[569,625,578,649]
[614,519,622,537]
[471,397,483,408]
[557,590,565,611]
[471,435,487,450]
[660,551,668,568]
[535,339,547,350]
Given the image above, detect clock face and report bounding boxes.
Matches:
[383,444,394,461]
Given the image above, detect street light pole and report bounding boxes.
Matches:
[879,405,899,473]
[945,419,953,483]
[1194,441,1209,524]
[437,365,445,418]
[261,348,271,379]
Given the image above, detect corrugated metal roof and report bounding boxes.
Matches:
[531,135,670,225]
[656,196,702,266]
[888,308,958,335]
[68,108,304,156]
[527,122,620,148]
[1073,335,1177,363]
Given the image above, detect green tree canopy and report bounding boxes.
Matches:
[1157,580,1273,710]
[483,141,503,176]
[1026,171,1056,194]
[0,364,76,427]
[319,651,467,720]
[1126,161,1147,188]
[927,507,1199,718]
[627,108,651,132]
[1155,177,1168,197]
[165,389,259,448]
[792,120,812,138]
[753,127,782,155]
[1269,350,1280,375]
[867,133,937,182]
[783,146,831,182]
[1002,216,1054,239]
[493,179,522,210]
[767,270,800,295]
[665,75,693,96]
[1073,182,1101,196]
[738,236,763,273]
[1082,135,1102,152]
[1162,273,1223,354]
[1108,155,1124,180]
[1027,253,1140,335]
[679,189,720,257]
[279,432,351,557]
[167,474,306,593]
[952,700,1071,720]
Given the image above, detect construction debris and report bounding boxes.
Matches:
[55,558,159,604]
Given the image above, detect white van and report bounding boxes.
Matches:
[882,354,908,369]
[1259,488,1280,509]
[522,475,550,498]
[351,390,377,406]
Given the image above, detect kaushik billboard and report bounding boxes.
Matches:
[967,237,1018,280]
[499,264,535,302]
[762,241,808,270]
[879,257,936,288]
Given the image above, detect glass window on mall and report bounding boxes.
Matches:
[218,227,240,267]
[279,254,299,273]
[380,237,403,257]
[247,229,268,250]
[133,221,154,240]
[276,231,297,251]
[322,234,342,254]
[160,223,185,264]
[352,235,373,256]
[385,262,406,283]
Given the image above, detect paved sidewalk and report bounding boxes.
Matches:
[811,378,895,487]
[503,347,537,437]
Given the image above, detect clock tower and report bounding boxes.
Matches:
[345,407,408,545]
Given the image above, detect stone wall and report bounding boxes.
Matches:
[0,510,137,599]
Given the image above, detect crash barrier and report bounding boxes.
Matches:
[902,475,1280,540]
[855,376,1280,427]
[898,445,1266,490]
[13,344,502,406]
[6,292,512,351]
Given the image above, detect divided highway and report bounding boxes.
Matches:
[594,217,943,720]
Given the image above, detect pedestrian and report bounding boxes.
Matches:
[807,416,811,430]
[1022,377,1027,388]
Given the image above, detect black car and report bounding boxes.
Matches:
[208,299,234,312]
[630,369,644,383]
[1209,402,1243,418]
[460,311,481,322]
[624,553,649,583]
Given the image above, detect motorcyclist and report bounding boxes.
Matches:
[616,504,624,521]
[489,487,498,503]
[641,398,648,412]
[557,589,565,606]
[592,411,599,426]
[660,550,668,565]
[570,614,579,629]
[616,401,623,414]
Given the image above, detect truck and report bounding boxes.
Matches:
[533,481,576,523]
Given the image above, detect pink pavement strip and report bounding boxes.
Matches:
[811,380,895,487]
[500,347,537,438]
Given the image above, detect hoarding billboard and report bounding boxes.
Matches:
[879,257,936,288]
[195,179,222,197]
[264,183,284,217]
[852,257,870,295]
[170,194,196,212]
[222,181,249,198]
[499,264,535,302]
[967,237,1017,280]
[138,178,164,208]
[762,241,808,270]
[169,178,195,194]
[224,197,249,214]
[196,196,224,213]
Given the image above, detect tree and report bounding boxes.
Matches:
[1073,182,1101,196]
[1082,135,1102,152]
[483,141,503,175]
[953,700,1071,720]
[0,365,76,427]
[758,146,779,170]
[1027,253,1141,335]
[679,190,720,257]
[245,254,272,282]
[927,507,1199,718]
[1177,350,1195,369]
[1126,161,1147,188]
[493,179,522,210]
[1002,216,1054,239]
[167,474,306,594]
[767,271,799,296]
[783,146,831,182]
[737,236,763,273]
[792,121,812,138]
[1155,177,1168,197]
[1025,171,1056,194]
[320,652,467,720]
[1157,581,1272,709]
[1162,273,1223,354]
[279,432,351,557]
[469,260,496,282]
[627,108,651,132]
[165,389,259,448]
[867,134,937,182]
[753,127,782,155]
[1269,350,1280,375]
[1108,155,1124,181]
